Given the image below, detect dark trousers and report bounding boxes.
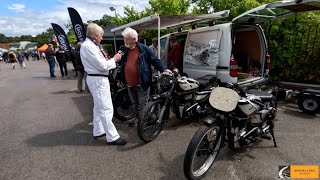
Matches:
[78,70,89,91]
[58,62,68,76]
[48,59,55,77]
[127,86,150,119]
[72,60,78,76]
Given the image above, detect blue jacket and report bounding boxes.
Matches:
[119,42,165,90]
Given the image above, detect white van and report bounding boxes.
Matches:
[159,0,320,88]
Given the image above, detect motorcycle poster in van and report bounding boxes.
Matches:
[111,0,320,88]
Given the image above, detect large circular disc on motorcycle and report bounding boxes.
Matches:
[209,87,240,112]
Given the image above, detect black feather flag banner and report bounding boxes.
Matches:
[51,23,71,54]
[68,7,86,42]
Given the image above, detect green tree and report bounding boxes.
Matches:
[19,35,34,41]
[35,28,55,47]
[0,33,8,43]
[93,14,115,27]
[149,0,190,15]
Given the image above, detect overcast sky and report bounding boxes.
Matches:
[0,0,151,37]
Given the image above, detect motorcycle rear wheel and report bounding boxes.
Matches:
[138,99,165,143]
[184,124,223,180]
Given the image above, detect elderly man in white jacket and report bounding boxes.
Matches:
[80,23,126,146]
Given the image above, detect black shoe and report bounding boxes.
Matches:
[93,133,106,139]
[107,137,127,146]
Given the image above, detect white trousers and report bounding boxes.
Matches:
[87,76,120,142]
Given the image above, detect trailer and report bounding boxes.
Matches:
[278,81,320,114]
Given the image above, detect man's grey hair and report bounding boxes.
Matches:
[122,27,138,41]
[86,23,104,39]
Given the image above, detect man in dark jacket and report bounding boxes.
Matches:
[120,27,170,127]
[55,45,69,78]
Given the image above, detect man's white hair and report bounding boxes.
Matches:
[86,23,104,39]
[122,27,138,41]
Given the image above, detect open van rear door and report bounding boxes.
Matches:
[232,0,320,24]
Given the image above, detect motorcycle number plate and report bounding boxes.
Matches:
[209,87,241,112]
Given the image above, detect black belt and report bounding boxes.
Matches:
[88,74,109,77]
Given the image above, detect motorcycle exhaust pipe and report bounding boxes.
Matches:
[242,127,258,139]
[186,102,199,112]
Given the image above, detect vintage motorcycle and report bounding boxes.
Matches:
[110,65,135,121]
[137,68,216,143]
[183,83,278,180]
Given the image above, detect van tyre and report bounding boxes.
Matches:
[298,95,320,115]
[184,124,223,180]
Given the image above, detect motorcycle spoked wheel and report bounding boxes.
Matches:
[113,90,135,121]
[184,124,223,180]
[138,99,165,143]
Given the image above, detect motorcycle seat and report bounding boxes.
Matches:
[247,89,273,101]
[196,75,217,90]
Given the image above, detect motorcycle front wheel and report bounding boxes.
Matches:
[138,99,165,143]
[184,124,223,180]
[113,90,135,121]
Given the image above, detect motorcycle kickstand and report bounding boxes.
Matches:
[270,130,277,148]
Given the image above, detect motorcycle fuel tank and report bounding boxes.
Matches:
[177,77,199,91]
[238,94,261,115]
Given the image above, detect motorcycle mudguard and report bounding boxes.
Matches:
[209,87,240,112]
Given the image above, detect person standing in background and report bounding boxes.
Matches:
[149,38,158,58]
[168,35,182,72]
[17,52,26,69]
[70,47,78,77]
[55,45,69,78]
[74,42,89,93]
[8,51,17,69]
[44,44,56,78]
